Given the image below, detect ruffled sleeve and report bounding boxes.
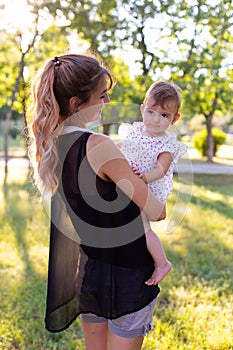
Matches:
[118,123,132,140]
[160,133,187,163]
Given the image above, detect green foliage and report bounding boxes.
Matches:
[1,0,233,161]
[46,0,119,60]
[193,128,227,156]
[0,105,22,121]
[168,1,233,127]
[0,30,21,108]
[9,126,22,139]
[32,25,70,63]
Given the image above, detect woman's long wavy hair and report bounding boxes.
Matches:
[29,53,113,198]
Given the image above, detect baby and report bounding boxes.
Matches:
[119,81,187,285]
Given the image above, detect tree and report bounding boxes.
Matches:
[0,0,71,175]
[2,0,233,165]
[99,57,142,134]
[116,1,233,162]
[119,0,175,76]
[159,0,233,162]
[45,0,120,62]
[2,28,39,174]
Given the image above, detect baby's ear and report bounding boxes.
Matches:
[172,113,181,124]
[140,103,145,114]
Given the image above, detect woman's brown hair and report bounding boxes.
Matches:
[29,53,114,197]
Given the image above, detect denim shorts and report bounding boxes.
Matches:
[80,298,157,338]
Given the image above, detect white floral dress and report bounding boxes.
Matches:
[118,122,187,204]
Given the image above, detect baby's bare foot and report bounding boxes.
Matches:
[145,261,172,285]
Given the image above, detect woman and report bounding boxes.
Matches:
[30,53,165,350]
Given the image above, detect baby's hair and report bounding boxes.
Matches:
[145,81,182,114]
[29,53,114,197]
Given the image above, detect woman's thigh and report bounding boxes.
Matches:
[81,320,108,350]
[81,319,143,350]
[107,329,144,350]
[80,298,157,349]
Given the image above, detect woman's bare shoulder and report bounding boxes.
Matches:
[87,133,119,154]
[86,133,123,171]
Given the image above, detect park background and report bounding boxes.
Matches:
[0,0,233,349]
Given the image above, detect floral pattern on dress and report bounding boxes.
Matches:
[118,122,187,204]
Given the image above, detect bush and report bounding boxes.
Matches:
[193,128,226,156]
[9,126,21,139]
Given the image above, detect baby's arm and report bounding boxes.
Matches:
[138,151,173,184]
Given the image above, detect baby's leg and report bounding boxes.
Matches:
[145,229,172,285]
[141,212,172,285]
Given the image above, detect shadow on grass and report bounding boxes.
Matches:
[155,216,233,348]
[166,175,233,286]
[1,172,84,350]
[192,173,233,196]
[167,223,233,282]
[173,174,233,219]
[184,192,232,220]
[3,172,36,275]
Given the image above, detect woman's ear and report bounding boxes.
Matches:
[69,96,80,113]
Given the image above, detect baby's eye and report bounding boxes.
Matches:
[146,109,155,115]
[161,113,169,118]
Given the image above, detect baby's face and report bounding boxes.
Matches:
[141,97,180,136]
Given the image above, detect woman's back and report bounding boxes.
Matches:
[45,130,160,332]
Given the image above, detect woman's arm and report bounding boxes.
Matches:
[86,134,165,221]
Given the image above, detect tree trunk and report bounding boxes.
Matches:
[4,28,38,175]
[103,123,111,135]
[206,116,214,163]
[4,109,13,174]
[4,53,25,174]
[22,77,29,158]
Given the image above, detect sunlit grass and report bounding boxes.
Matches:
[143,174,233,350]
[0,170,84,350]
[0,169,233,349]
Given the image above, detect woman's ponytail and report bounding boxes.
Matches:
[30,60,60,197]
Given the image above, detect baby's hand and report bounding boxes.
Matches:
[131,167,147,183]
[131,167,141,176]
[139,173,147,183]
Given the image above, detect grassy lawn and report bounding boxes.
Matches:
[145,174,233,350]
[0,169,233,349]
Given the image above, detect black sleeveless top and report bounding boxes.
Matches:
[45,131,160,332]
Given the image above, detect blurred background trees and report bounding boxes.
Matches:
[1,0,233,172]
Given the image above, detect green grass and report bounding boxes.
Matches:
[0,170,233,349]
[0,171,84,350]
[145,174,233,350]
